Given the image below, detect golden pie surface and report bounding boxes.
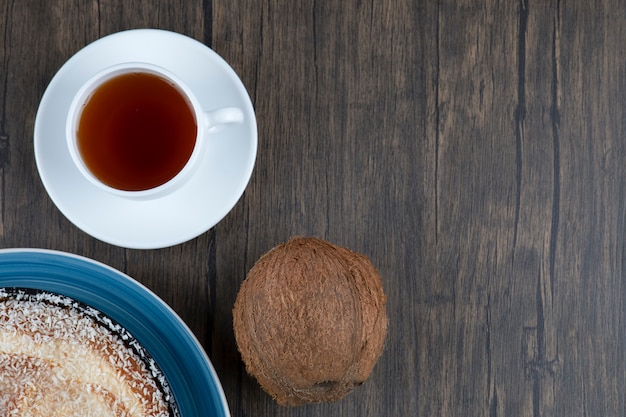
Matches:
[0,289,178,417]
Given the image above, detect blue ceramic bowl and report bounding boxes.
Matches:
[0,248,229,417]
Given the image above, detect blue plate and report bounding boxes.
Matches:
[0,248,230,417]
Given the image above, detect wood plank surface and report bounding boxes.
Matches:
[1,0,626,416]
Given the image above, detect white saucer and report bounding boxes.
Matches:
[34,29,257,249]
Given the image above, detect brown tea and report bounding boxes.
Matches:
[77,71,197,191]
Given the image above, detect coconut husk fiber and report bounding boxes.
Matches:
[232,237,387,406]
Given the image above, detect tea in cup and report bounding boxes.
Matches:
[66,62,243,199]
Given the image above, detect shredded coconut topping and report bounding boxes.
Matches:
[0,288,179,417]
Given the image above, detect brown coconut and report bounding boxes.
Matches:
[232,237,387,406]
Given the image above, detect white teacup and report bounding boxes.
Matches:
[66,62,243,199]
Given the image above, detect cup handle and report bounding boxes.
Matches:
[204,107,244,131]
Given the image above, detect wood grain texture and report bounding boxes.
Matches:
[1,0,626,416]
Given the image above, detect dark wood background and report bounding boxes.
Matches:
[2,0,626,415]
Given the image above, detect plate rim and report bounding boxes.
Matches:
[0,247,231,416]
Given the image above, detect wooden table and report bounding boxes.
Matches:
[2,0,625,415]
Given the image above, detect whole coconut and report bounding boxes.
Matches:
[233,237,387,406]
